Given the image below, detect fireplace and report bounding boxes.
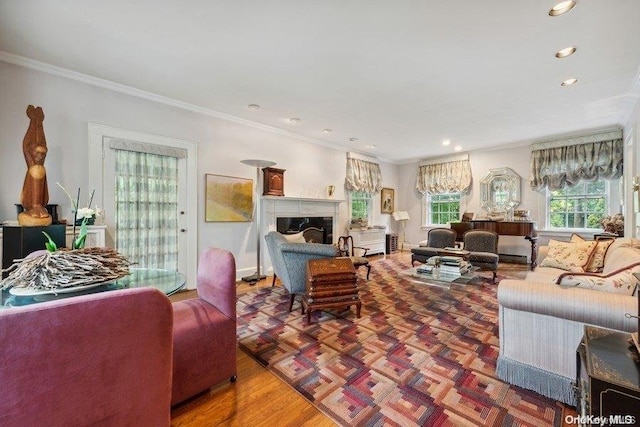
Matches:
[276,216,333,244]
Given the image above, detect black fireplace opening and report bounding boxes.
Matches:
[276,216,333,244]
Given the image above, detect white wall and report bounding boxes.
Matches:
[0,60,398,279]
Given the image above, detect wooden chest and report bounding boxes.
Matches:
[303,258,361,324]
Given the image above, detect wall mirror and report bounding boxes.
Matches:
[480,167,521,216]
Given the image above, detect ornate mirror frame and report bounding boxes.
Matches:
[480,167,521,215]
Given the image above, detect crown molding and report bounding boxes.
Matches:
[0,50,363,158]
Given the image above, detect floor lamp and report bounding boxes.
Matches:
[392,211,410,251]
[240,159,276,284]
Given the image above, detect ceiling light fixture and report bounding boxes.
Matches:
[549,1,576,16]
[321,129,332,134]
[561,77,578,86]
[248,104,260,110]
[454,145,462,151]
[366,144,377,149]
[289,118,301,124]
[555,46,577,58]
[442,139,451,146]
[349,137,358,142]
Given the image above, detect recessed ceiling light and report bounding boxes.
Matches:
[366,144,378,149]
[549,1,576,16]
[442,139,451,146]
[321,129,332,134]
[454,145,462,151]
[248,104,260,110]
[349,137,358,142]
[289,118,301,124]
[561,77,578,86]
[555,46,577,58]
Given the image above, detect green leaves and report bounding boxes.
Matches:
[42,231,58,252]
[73,218,89,249]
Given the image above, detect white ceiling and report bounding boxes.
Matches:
[1,1,639,163]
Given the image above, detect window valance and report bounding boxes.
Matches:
[530,130,623,191]
[416,154,472,195]
[345,152,383,194]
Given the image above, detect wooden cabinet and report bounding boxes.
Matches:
[262,167,285,196]
[348,228,385,256]
[386,233,398,254]
[576,326,640,423]
[0,225,107,277]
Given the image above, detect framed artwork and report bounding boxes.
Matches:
[381,188,394,214]
[205,174,253,222]
[461,212,475,222]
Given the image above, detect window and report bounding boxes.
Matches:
[547,181,608,229]
[350,191,371,222]
[427,193,461,225]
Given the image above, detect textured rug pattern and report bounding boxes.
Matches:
[237,259,562,426]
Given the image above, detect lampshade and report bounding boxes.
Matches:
[392,211,410,221]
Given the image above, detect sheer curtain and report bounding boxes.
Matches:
[345,152,383,194]
[114,149,180,269]
[530,130,623,190]
[416,154,472,194]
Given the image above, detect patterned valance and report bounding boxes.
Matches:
[345,152,383,194]
[416,154,472,195]
[530,130,623,191]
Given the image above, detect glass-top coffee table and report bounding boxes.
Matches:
[401,266,481,288]
[1,267,186,309]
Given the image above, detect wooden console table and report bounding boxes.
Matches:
[451,220,538,270]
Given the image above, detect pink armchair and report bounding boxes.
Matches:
[0,287,173,427]
[171,247,237,406]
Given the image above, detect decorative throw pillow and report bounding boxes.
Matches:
[539,239,597,272]
[283,232,306,243]
[570,234,614,272]
[557,265,640,295]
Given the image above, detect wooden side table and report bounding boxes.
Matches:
[303,258,360,324]
[576,326,640,424]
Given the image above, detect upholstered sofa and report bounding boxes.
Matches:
[496,237,639,405]
[0,246,238,424]
[0,287,174,427]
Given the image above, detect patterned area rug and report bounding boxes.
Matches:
[236,258,562,426]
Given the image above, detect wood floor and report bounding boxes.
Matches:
[169,251,575,426]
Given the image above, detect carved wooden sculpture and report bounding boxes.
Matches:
[18,105,52,226]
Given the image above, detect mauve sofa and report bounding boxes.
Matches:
[0,246,238,423]
[0,287,174,427]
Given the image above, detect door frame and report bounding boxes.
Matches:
[88,123,198,288]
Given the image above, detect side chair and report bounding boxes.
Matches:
[337,235,371,280]
[410,228,457,265]
[463,230,499,283]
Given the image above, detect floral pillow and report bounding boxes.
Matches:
[539,239,597,272]
[570,234,614,272]
[557,265,640,295]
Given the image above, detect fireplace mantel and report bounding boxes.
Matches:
[261,196,344,275]
[262,196,344,223]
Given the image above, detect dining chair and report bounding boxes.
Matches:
[337,235,371,280]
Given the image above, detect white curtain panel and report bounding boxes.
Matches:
[114,149,179,269]
[345,152,383,194]
[416,154,472,195]
[530,131,623,191]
